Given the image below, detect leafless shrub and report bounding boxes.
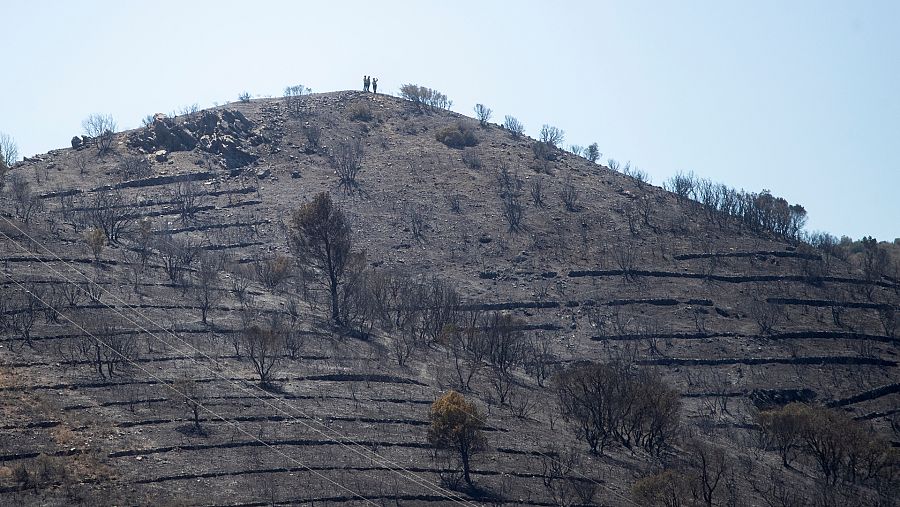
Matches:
[336,254,375,336]
[861,237,888,299]
[283,84,310,116]
[502,193,524,232]
[243,322,284,386]
[39,286,65,325]
[403,203,429,241]
[85,190,135,243]
[750,466,810,507]
[664,171,697,203]
[623,202,640,235]
[508,389,537,419]
[238,91,252,103]
[330,138,364,193]
[748,296,783,335]
[131,217,154,267]
[530,176,544,206]
[0,131,19,167]
[420,276,462,345]
[283,304,306,360]
[368,269,414,332]
[554,363,681,456]
[541,445,595,507]
[171,376,208,435]
[117,155,152,181]
[484,312,525,405]
[497,166,525,231]
[623,164,650,187]
[540,124,565,148]
[156,232,200,285]
[61,282,84,308]
[523,336,555,387]
[176,103,199,116]
[76,321,137,379]
[81,280,104,304]
[693,306,708,334]
[170,179,208,225]
[191,252,223,325]
[9,284,42,348]
[665,170,809,240]
[253,255,294,290]
[399,84,452,111]
[612,241,637,281]
[878,306,896,337]
[560,178,580,212]
[446,193,462,213]
[461,147,482,169]
[607,158,620,172]
[696,370,733,418]
[82,113,117,155]
[445,310,487,391]
[74,152,88,176]
[474,104,492,126]
[6,172,44,224]
[304,124,322,149]
[569,145,583,157]
[503,115,525,138]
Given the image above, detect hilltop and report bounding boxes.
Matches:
[0,89,897,506]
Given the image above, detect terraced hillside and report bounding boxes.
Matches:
[0,90,897,506]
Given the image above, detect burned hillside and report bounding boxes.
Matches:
[0,88,897,506]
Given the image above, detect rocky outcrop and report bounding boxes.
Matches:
[127,109,269,169]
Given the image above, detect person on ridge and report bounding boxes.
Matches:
[372,77,378,94]
[363,75,370,92]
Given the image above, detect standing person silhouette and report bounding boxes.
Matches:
[363,76,370,92]
[372,77,378,94]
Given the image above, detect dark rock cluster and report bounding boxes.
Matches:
[127,109,269,169]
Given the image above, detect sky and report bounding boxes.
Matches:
[1,0,898,241]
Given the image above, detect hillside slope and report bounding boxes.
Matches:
[0,90,897,506]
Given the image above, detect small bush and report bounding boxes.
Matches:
[238,91,251,103]
[305,124,322,148]
[254,255,294,289]
[118,154,152,180]
[532,141,557,162]
[461,147,482,169]
[560,178,580,211]
[349,103,373,122]
[435,122,478,149]
[85,227,106,260]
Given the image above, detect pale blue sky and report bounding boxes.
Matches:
[2,1,897,240]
